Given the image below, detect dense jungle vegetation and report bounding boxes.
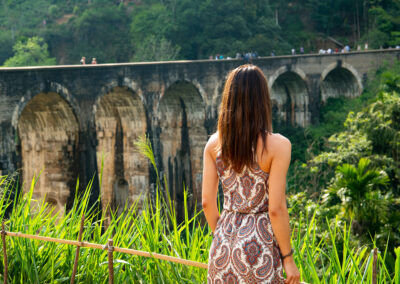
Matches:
[0,0,400,65]
[281,62,400,272]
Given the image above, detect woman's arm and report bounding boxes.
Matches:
[268,135,292,256]
[268,135,300,284]
[201,137,220,233]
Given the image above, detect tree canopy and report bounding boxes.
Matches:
[0,0,399,65]
[3,36,56,67]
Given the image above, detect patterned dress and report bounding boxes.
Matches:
[207,152,285,284]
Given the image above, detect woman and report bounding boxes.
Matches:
[202,64,300,283]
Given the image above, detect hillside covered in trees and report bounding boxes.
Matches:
[0,0,399,65]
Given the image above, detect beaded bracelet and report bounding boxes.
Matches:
[281,248,294,260]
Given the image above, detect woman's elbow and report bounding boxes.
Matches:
[269,206,285,217]
[202,199,209,209]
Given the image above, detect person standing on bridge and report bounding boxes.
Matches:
[202,64,301,283]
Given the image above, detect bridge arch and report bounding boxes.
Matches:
[320,62,362,103]
[17,90,79,214]
[98,79,146,106]
[164,78,208,105]
[269,67,310,127]
[158,80,207,221]
[94,86,148,217]
[12,82,82,130]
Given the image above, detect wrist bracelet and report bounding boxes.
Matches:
[281,248,294,260]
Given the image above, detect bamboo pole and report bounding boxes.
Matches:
[1,222,8,284]
[70,214,85,284]
[4,231,208,269]
[107,239,114,284]
[114,246,208,269]
[372,248,378,284]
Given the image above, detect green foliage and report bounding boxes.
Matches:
[313,120,373,167]
[0,31,14,65]
[396,247,400,284]
[65,4,131,63]
[130,3,174,45]
[3,36,56,67]
[286,64,400,263]
[0,0,399,63]
[129,0,290,59]
[364,1,400,48]
[132,35,180,62]
[307,0,357,36]
[313,91,400,185]
[380,70,400,94]
[176,0,289,58]
[322,158,392,234]
[0,0,50,31]
[370,7,394,33]
[363,29,390,49]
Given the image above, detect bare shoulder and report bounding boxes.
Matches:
[267,133,291,157]
[204,132,219,159]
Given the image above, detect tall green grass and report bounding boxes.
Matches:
[0,136,398,283]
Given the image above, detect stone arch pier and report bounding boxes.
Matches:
[270,69,310,127]
[17,92,79,213]
[94,86,148,216]
[158,81,207,221]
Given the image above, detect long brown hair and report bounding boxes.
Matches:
[217,64,273,173]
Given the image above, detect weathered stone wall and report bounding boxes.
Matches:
[158,81,208,219]
[0,50,398,217]
[18,92,79,214]
[95,86,148,217]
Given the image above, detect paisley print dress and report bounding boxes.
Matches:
[207,152,285,284]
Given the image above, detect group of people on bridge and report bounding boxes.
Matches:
[209,43,400,61]
[210,51,260,62]
[80,56,97,65]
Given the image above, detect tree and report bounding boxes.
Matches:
[0,31,14,65]
[3,36,56,67]
[325,159,389,217]
[169,0,290,59]
[380,71,400,94]
[68,4,131,63]
[321,157,396,244]
[130,3,174,45]
[362,2,400,48]
[132,35,180,62]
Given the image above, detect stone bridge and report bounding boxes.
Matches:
[0,50,399,219]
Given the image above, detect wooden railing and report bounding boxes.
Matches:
[0,216,207,284]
